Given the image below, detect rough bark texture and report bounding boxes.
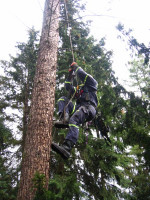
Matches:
[22,81,30,153]
[17,0,59,199]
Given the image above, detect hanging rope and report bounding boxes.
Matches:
[64,0,75,62]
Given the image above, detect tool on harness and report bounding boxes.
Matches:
[94,113,111,145]
[75,86,84,99]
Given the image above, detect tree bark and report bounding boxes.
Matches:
[17,0,59,199]
[22,81,30,153]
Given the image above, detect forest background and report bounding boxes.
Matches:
[0,0,150,199]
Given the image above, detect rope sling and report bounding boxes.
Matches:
[61,0,77,121]
[64,0,75,62]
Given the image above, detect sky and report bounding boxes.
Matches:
[0,0,150,87]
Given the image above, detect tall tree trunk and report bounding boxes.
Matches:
[22,81,30,153]
[17,0,59,199]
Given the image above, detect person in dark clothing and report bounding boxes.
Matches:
[51,62,98,159]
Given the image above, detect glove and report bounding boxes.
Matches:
[70,62,78,71]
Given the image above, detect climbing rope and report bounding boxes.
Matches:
[64,0,75,62]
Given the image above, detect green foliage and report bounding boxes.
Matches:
[117,23,150,199]
[0,117,18,200]
[33,172,83,200]
[0,28,39,199]
[129,56,150,100]
[0,118,13,150]
[0,28,39,153]
[33,172,51,200]
[117,23,150,65]
[53,1,150,200]
[53,0,133,199]
[0,27,39,114]
[48,174,83,200]
[0,0,150,199]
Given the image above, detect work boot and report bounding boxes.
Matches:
[51,140,74,159]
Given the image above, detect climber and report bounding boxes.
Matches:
[51,62,98,159]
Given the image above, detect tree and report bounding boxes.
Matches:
[17,0,59,199]
[0,28,39,198]
[1,0,149,199]
[117,23,150,199]
[0,28,39,153]
[50,1,132,199]
[128,56,150,100]
[125,57,150,199]
[49,2,150,199]
[0,101,18,200]
[116,23,150,65]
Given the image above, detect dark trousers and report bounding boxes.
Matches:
[58,96,96,144]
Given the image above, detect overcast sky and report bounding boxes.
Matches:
[0,0,150,86]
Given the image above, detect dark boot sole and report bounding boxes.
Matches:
[54,121,69,128]
[51,143,70,159]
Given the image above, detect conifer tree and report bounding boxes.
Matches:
[50,0,132,199]
[0,102,17,199]
[17,0,59,199]
[1,0,150,199]
[117,23,150,65]
[125,57,150,199]
[0,28,39,153]
[116,23,150,199]
[129,56,150,100]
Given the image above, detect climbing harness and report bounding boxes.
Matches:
[63,68,89,120]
